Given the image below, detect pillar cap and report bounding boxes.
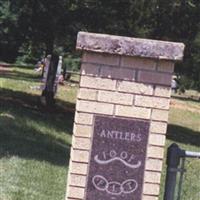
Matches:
[76,32,185,61]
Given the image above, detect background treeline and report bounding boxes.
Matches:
[0,0,200,90]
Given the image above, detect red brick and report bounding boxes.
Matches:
[82,52,120,66]
[157,60,174,73]
[121,56,156,70]
[100,65,136,81]
[138,71,172,86]
[81,63,100,76]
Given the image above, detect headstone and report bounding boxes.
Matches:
[41,55,51,89]
[41,54,59,107]
[54,56,63,92]
[65,32,185,200]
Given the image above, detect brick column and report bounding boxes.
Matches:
[65,32,185,200]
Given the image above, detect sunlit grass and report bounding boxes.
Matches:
[0,66,199,200]
[159,103,200,199]
[0,66,75,200]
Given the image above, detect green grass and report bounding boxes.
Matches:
[159,100,200,200]
[0,158,67,200]
[0,66,199,200]
[0,66,77,200]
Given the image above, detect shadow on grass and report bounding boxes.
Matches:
[0,70,41,82]
[0,88,75,166]
[0,118,70,166]
[167,124,200,147]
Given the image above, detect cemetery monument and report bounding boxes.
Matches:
[65,32,185,200]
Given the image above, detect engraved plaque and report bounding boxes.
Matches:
[85,116,150,200]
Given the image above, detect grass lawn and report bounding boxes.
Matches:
[0,66,200,200]
[159,98,200,200]
[0,66,77,200]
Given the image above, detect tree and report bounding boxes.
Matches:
[0,0,22,61]
[153,0,200,90]
[0,0,200,90]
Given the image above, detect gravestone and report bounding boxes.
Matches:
[41,54,59,107]
[42,55,51,88]
[65,32,185,200]
[54,56,63,91]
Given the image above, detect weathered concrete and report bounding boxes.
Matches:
[77,32,185,61]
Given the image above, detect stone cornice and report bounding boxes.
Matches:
[76,32,185,61]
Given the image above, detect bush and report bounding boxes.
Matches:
[63,55,80,72]
[177,75,200,93]
[15,42,45,64]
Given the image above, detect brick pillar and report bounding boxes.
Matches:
[65,32,185,200]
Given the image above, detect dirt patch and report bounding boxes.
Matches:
[171,99,200,114]
[0,66,12,73]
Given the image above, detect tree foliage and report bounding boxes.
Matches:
[0,0,200,90]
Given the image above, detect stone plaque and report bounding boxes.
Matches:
[85,116,150,200]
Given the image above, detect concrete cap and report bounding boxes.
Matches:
[76,32,185,61]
